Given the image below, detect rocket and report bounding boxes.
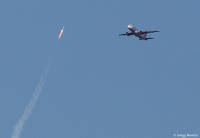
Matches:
[58,26,64,40]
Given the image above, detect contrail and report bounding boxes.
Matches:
[11,62,50,138]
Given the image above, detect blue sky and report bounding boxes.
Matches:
[0,0,200,138]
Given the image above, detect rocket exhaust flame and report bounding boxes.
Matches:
[58,26,64,40]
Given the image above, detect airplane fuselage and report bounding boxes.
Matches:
[128,25,147,40]
[124,31,147,40]
[133,31,147,40]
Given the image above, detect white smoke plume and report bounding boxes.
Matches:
[11,63,50,138]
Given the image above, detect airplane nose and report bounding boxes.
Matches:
[128,24,134,29]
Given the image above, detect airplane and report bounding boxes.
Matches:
[119,24,159,40]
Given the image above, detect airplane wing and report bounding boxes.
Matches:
[119,32,134,36]
[140,31,160,34]
[119,33,127,36]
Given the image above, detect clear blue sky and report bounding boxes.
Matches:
[0,0,200,138]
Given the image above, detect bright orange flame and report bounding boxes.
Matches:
[58,28,64,40]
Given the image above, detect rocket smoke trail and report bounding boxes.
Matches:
[11,63,50,138]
